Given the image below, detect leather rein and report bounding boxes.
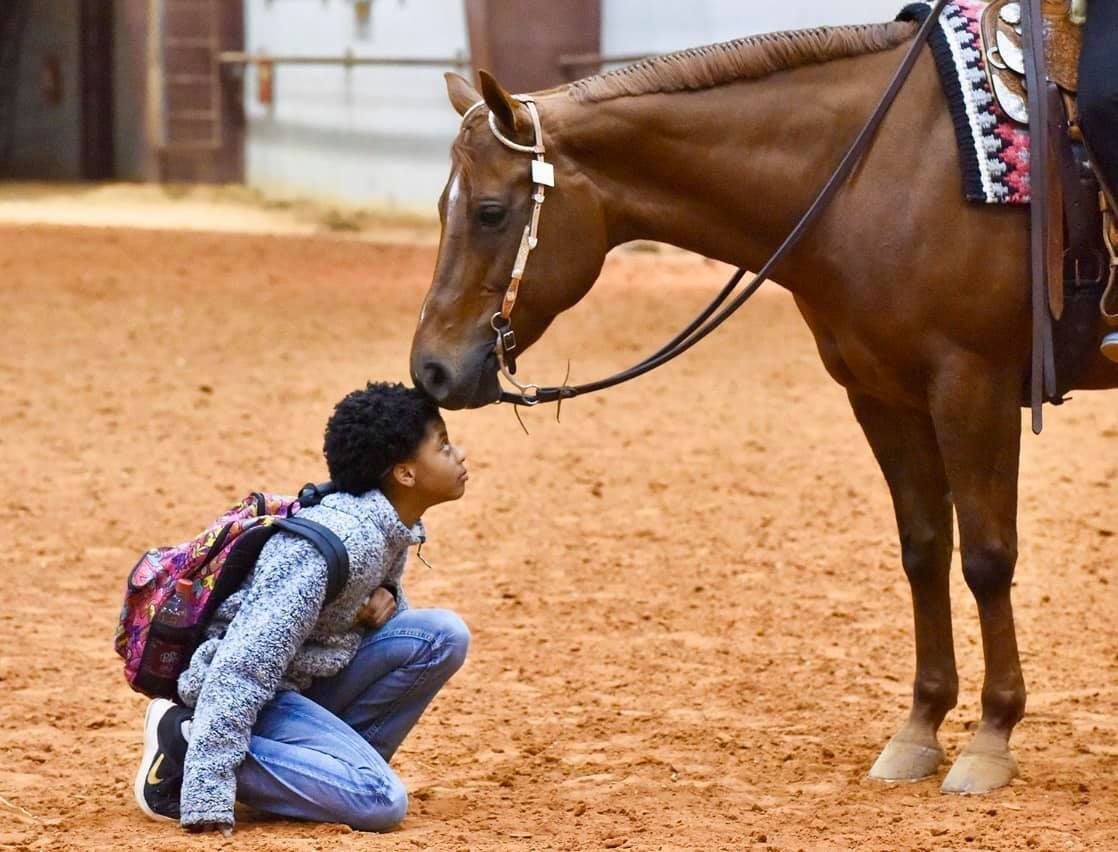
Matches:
[466,0,949,407]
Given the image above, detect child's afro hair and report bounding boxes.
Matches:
[323,382,442,494]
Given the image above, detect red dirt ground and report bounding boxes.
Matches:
[2,224,1117,851]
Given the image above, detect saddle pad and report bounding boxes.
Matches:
[899,0,1031,204]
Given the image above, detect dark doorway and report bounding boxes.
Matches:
[0,1,31,176]
[79,0,114,180]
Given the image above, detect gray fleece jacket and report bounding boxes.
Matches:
[175,489,424,828]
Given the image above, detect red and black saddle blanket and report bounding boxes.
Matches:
[899,0,1031,205]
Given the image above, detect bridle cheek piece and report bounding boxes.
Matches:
[461,96,555,405]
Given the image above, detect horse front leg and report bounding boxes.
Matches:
[849,392,957,782]
[931,362,1025,794]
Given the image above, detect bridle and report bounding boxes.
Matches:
[461,95,554,403]
[462,0,949,407]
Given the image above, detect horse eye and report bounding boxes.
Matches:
[476,203,507,229]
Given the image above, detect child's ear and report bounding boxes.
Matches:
[391,461,416,488]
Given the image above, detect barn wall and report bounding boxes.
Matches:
[8,0,82,180]
[243,0,469,212]
[239,1,924,211]
[113,0,154,181]
[602,1,914,55]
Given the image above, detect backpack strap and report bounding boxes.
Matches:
[294,481,336,510]
[271,517,351,605]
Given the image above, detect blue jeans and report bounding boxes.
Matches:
[232,608,469,831]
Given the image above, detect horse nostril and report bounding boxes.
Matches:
[420,359,451,401]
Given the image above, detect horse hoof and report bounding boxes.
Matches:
[940,750,1019,794]
[867,736,945,782]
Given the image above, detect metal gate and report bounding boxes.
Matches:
[157,0,243,181]
[162,0,221,151]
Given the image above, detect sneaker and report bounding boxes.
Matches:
[1102,332,1118,364]
[134,698,191,822]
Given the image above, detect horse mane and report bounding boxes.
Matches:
[567,20,918,103]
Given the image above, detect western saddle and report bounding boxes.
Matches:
[981,0,1117,424]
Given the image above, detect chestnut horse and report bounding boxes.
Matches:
[409,18,1118,793]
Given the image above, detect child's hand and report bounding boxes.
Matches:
[355,586,397,631]
[186,822,234,837]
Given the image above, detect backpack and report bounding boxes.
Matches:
[114,482,350,699]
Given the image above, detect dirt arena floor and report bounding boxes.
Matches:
[3,218,1118,851]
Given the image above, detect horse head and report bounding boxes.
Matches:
[410,72,608,409]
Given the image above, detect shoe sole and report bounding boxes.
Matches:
[1102,336,1118,364]
[134,698,177,822]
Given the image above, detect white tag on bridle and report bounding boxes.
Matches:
[531,159,556,188]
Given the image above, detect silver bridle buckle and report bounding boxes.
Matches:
[490,312,517,356]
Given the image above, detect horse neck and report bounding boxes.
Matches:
[549,45,920,289]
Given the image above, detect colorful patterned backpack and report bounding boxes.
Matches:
[114,482,349,699]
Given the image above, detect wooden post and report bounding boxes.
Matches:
[463,0,600,91]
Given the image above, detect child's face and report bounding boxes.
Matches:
[409,418,468,505]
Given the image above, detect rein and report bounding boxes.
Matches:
[472,0,949,406]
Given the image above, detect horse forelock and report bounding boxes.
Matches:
[450,135,474,186]
[449,117,483,188]
[567,20,919,104]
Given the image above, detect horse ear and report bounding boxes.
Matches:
[445,72,480,117]
[478,69,523,135]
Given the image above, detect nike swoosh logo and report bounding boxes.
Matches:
[146,753,166,786]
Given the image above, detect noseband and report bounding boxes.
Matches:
[461,96,555,404]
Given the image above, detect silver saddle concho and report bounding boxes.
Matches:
[980,0,1084,125]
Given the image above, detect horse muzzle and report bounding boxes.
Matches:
[411,348,501,409]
